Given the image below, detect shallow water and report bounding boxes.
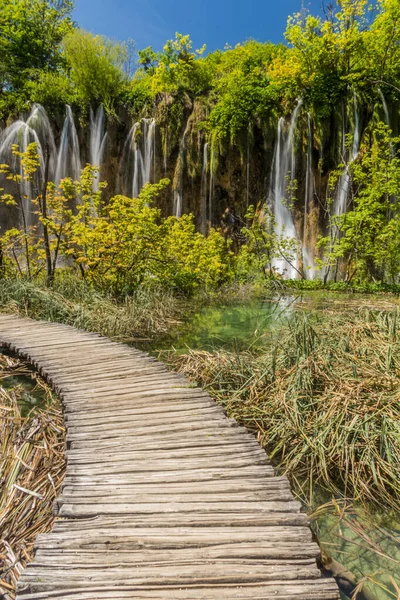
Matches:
[141,290,400,354]
[141,295,299,353]
[2,371,47,416]
[313,504,400,600]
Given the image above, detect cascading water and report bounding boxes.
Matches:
[26,104,57,178]
[209,144,215,224]
[200,142,209,232]
[163,134,168,175]
[379,89,390,128]
[269,99,302,278]
[55,105,81,185]
[90,105,107,191]
[0,104,57,225]
[173,121,189,218]
[334,91,360,217]
[302,113,315,278]
[127,118,156,198]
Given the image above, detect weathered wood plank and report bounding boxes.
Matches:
[0,315,339,600]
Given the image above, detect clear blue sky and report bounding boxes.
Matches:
[72,0,321,53]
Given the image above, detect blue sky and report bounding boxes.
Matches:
[72,0,321,53]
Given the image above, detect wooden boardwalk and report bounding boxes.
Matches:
[0,314,339,600]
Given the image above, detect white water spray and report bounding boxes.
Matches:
[335,91,360,217]
[269,100,302,278]
[55,105,81,185]
[379,89,390,128]
[0,104,57,225]
[90,105,107,191]
[173,121,190,217]
[302,113,315,278]
[127,118,156,198]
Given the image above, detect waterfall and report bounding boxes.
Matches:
[379,88,395,159]
[130,122,143,198]
[55,105,81,185]
[127,118,156,198]
[379,89,390,127]
[163,135,168,175]
[209,144,215,224]
[302,113,315,278]
[0,103,57,179]
[26,104,57,179]
[0,104,57,225]
[173,121,189,218]
[201,142,209,232]
[269,99,302,278]
[90,105,107,191]
[335,91,360,217]
[246,133,250,208]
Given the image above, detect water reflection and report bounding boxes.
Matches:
[142,295,300,353]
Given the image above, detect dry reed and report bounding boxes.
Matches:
[0,354,66,600]
[167,307,400,512]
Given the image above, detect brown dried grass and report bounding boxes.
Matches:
[0,354,66,599]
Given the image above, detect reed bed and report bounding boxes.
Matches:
[0,276,183,341]
[167,308,400,512]
[0,354,65,600]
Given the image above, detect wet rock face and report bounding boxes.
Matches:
[0,93,391,278]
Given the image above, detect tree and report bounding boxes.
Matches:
[136,33,210,97]
[0,143,74,283]
[62,29,128,115]
[0,0,74,92]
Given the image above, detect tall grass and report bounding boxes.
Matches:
[167,308,400,511]
[0,275,183,340]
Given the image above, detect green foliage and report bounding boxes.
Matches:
[62,177,232,295]
[0,146,233,295]
[320,124,400,284]
[208,41,279,142]
[0,0,74,117]
[268,0,400,118]
[159,217,233,292]
[25,71,76,113]
[62,29,128,115]
[236,204,299,281]
[136,33,210,97]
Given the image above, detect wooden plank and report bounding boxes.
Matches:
[0,315,339,600]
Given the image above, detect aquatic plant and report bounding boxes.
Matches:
[167,308,400,512]
[311,500,400,600]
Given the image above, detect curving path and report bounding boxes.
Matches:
[0,314,340,600]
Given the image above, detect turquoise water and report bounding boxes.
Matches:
[143,295,299,353]
[142,291,400,354]
[313,504,400,600]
